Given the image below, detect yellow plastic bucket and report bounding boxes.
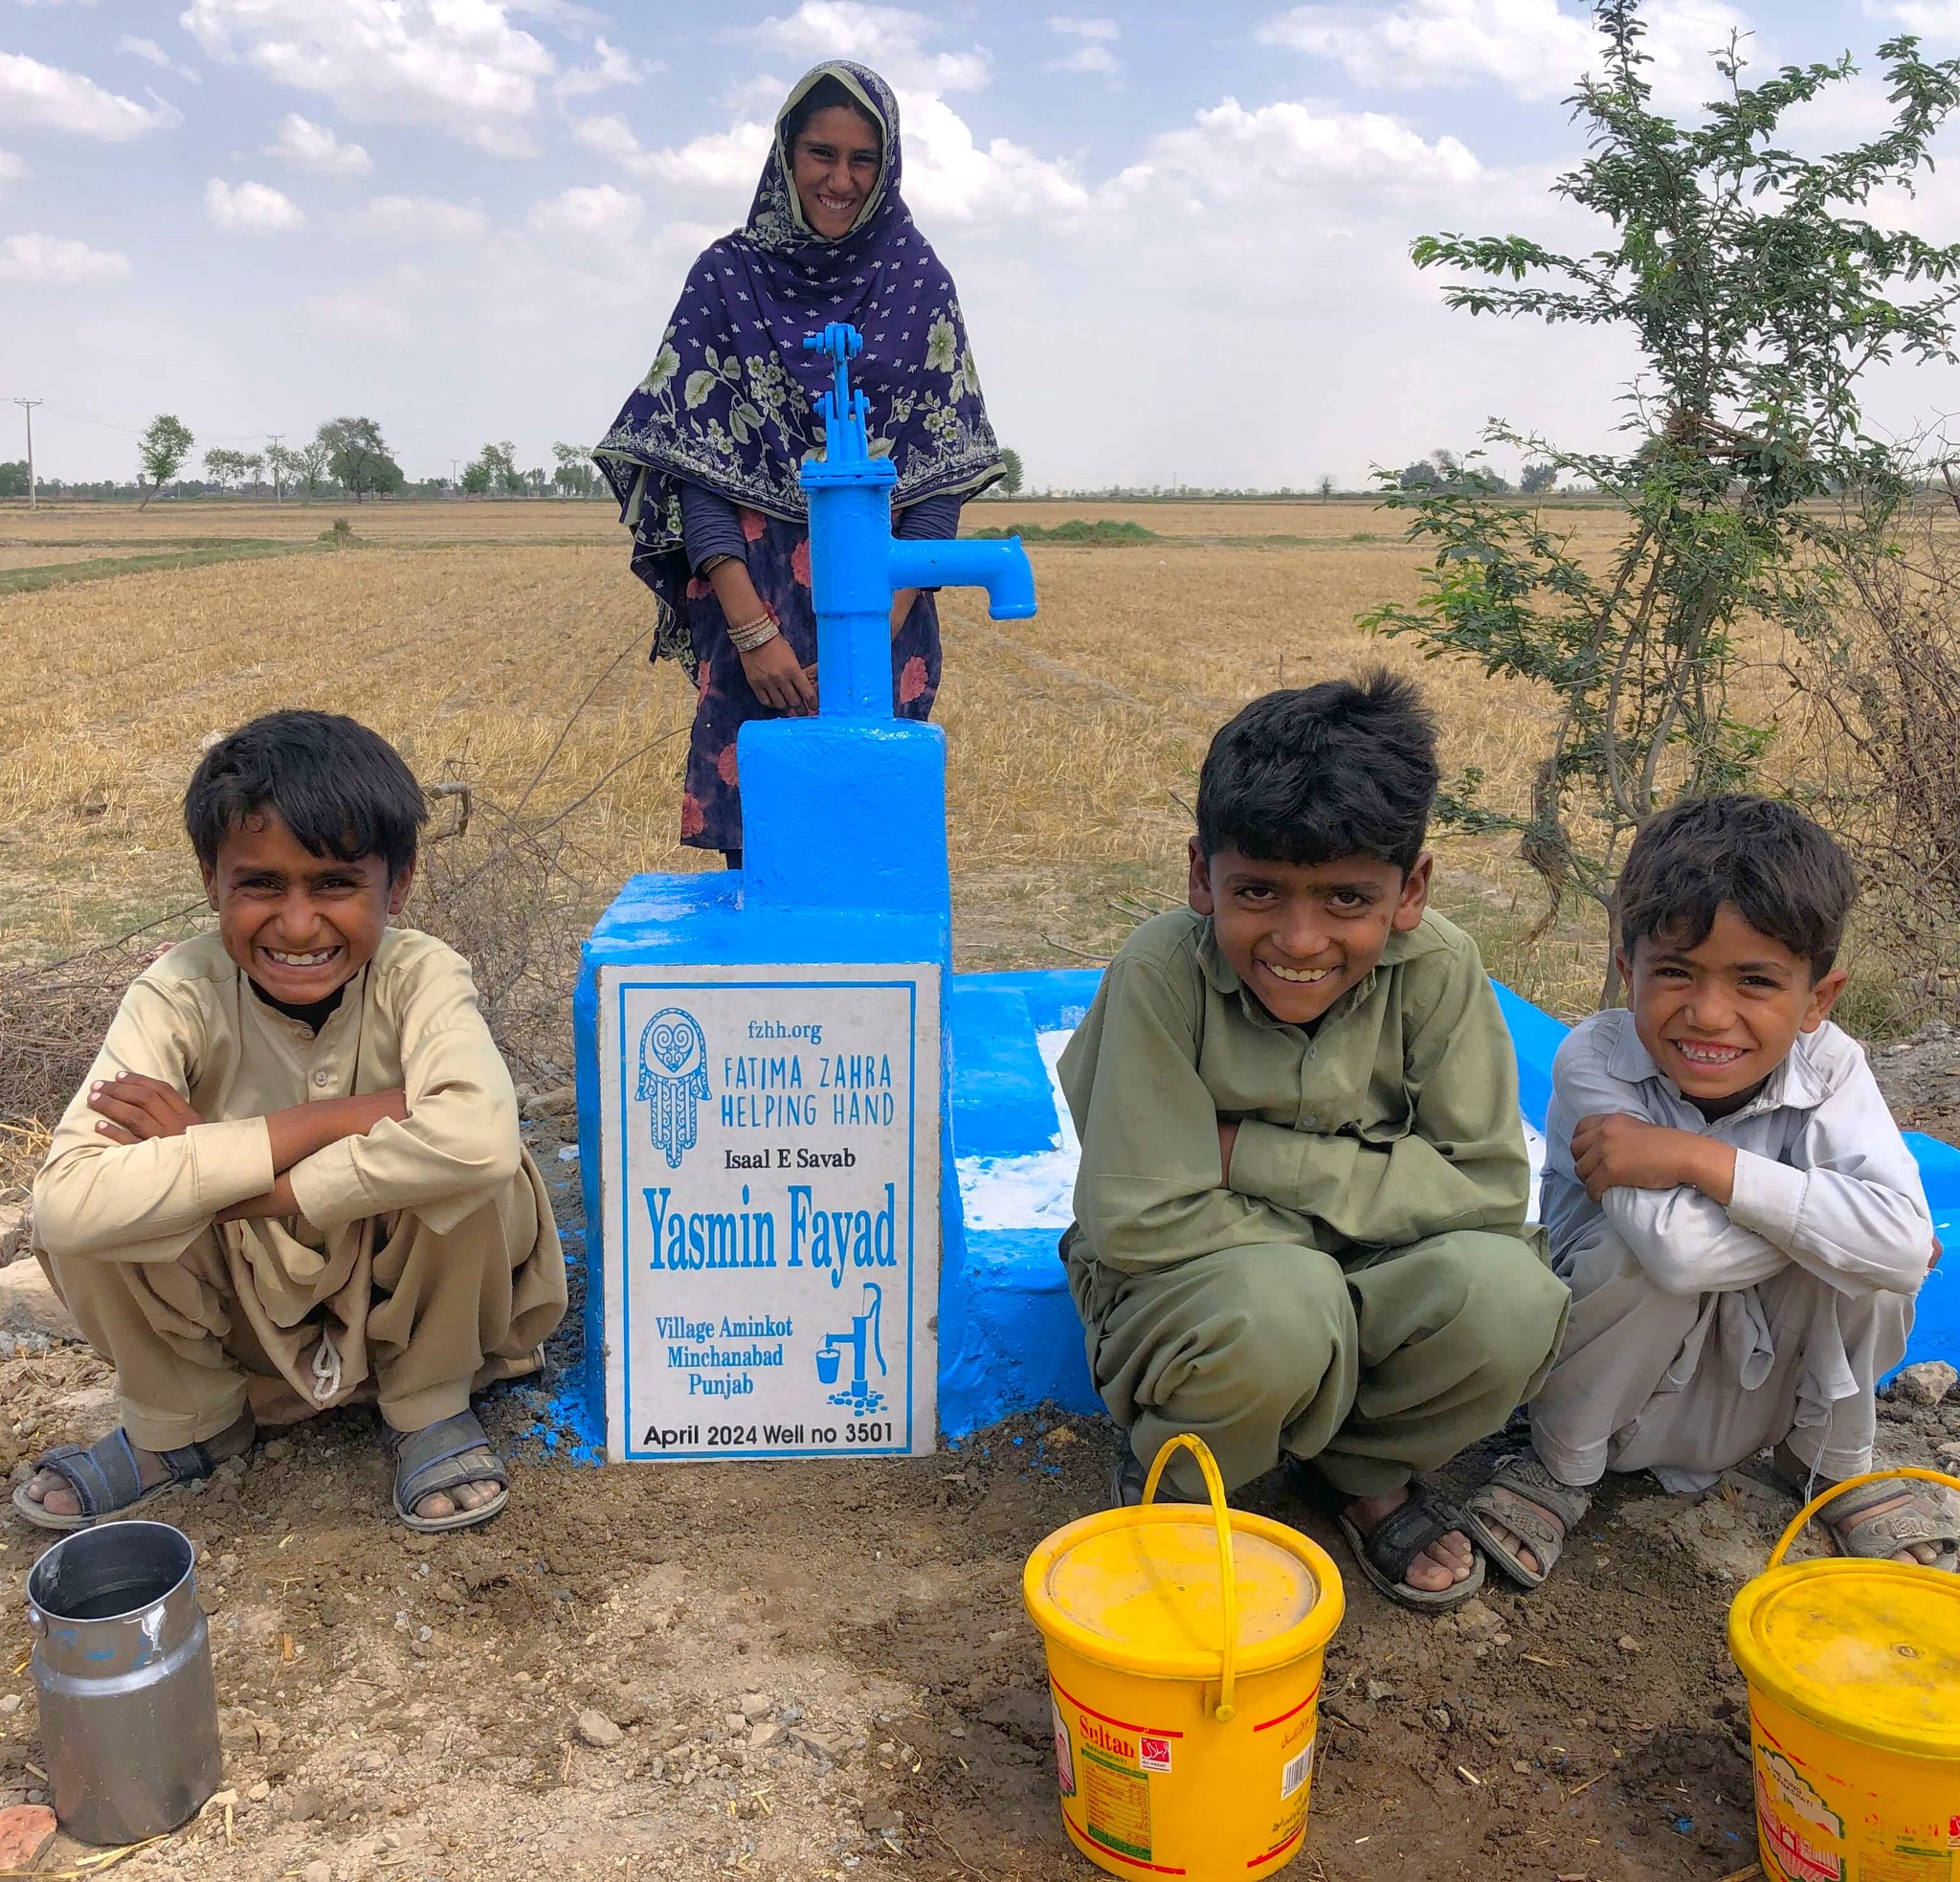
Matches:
[1727,1467,1960,1882]
[1022,1434,1345,1880]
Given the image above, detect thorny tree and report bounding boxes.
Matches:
[1363,0,1960,1001]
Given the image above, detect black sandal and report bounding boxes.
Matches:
[1330,1479,1488,1612]
[386,1409,510,1534]
[12,1428,228,1532]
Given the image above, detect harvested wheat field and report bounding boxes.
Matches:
[1,498,1954,1882]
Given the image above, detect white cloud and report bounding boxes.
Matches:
[205,177,307,232]
[527,182,642,240]
[262,112,371,177]
[0,232,130,282]
[0,51,181,139]
[574,112,771,188]
[349,193,490,241]
[116,34,200,82]
[750,3,991,94]
[180,0,556,156]
[554,35,653,99]
[1048,43,1117,75]
[303,286,412,338]
[1112,98,1481,211]
[1258,0,1749,107]
[0,151,25,189]
[1046,15,1118,76]
[1865,1,1960,32]
[902,93,1092,224]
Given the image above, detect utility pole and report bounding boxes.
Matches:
[12,398,41,510]
[267,433,284,506]
[450,457,459,499]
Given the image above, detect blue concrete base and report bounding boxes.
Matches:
[940,968,1960,1440]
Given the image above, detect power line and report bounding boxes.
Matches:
[11,399,41,510]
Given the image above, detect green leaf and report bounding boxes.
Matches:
[683,371,718,410]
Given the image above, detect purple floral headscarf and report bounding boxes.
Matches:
[594,60,1002,655]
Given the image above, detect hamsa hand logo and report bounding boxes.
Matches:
[636,1007,709,1169]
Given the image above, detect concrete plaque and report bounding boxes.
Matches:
[596,962,941,1461]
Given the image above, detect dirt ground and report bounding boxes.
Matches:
[0,1085,1954,1882]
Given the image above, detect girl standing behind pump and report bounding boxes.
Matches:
[594,61,1005,868]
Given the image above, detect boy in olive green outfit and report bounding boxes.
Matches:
[1058,674,1570,1609]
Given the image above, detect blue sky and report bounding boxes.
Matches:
[10,0,1960,488]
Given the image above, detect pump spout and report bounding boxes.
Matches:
[887,535,1036,620]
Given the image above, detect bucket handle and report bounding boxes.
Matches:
[1141,1433,1238,1723]
[1768,1466,1960,1570]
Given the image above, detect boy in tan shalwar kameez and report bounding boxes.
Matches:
[21,710,566,1534]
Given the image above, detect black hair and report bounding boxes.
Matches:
[1616,795,1857,979]
[184,710,427,882]
[781,74,882,154]
[1194,670,1439,873]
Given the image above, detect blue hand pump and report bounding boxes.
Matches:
[797,322,1035,720]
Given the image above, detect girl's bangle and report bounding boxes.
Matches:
[728,613,780,654]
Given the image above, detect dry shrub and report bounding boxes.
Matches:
[1785,493,1960,1017]
[0,938,175,1190]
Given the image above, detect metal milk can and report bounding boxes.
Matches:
[26,1521,222,1844]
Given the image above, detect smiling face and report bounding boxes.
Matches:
[1620,903,1845,1114]
[202,810,410,1006]
[1189,840,1431,1026]
[790,102,881,238]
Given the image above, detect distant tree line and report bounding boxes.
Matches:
[1392,449,1561,496]
[0,414,615,504]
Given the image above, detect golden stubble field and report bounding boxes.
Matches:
[0,495,1711,1030]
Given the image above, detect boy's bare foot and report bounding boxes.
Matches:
[1771,1443,1951,1567]
[1345,1486,1476,1593]
[20,1408,256,1521]
[412,1478,501,1521]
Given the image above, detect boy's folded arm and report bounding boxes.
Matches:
[285,991,522,1235]
[1067,955,1294,1272]
[1226,950,1530,1244]
[1554,1021,1929,1295]
[33,979,275,1262]
[1598,1183,1792,1292]
[1721,1061,1931,1293]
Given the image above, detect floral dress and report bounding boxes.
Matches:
[679,506,940,854]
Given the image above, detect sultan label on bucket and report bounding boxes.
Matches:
[596,962,942,1461]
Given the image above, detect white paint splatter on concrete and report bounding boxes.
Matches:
[958,1026,1550,1233]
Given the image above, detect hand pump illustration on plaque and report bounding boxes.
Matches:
[815,1283,886,1415]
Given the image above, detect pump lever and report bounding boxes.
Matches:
[802,324,865,449]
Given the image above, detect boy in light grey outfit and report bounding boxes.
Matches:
[1462,795,1955,1585]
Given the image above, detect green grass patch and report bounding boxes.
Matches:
[966,519,1160,545]
[0,539,323,596]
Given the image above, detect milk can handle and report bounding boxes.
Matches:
[1141,1433,1238,1722]
[1768,1466,1960,1570]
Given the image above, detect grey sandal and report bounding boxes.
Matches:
[12,1428,227,1532]
[1809,1476,1959,1570]
[1330,1479,1487,1612]
[386,1410,510,1534]
[1462,1450,1592,1590]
